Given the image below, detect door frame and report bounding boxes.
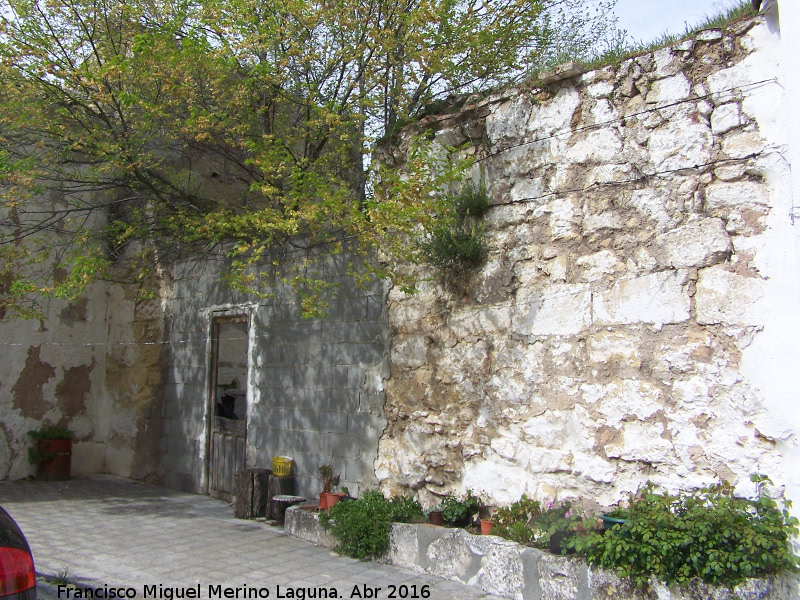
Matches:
[201,305,256,496]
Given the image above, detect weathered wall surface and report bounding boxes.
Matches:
[0,280,165,481]
[378,15,799,507]
[160,252,389,499]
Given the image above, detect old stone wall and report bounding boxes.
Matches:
[160,251,389,499]
[378,15,800,508]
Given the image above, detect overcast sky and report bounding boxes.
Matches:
[613,0,745,45]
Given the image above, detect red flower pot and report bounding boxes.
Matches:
[480,519,494,535]
[36,438,72,481]
[428,511,443,525]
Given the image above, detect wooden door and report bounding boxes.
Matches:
[208,316,248,501]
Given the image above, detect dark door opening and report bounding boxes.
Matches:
[208,316,248,501]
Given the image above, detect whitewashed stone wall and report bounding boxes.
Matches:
[377,15,800,508]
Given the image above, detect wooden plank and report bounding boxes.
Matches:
[253,469,271,518]
[234,469,253,518]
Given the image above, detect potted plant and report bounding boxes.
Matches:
[427,508,443,525]
[438,490,481,528]
[28,426,72,481]
[315,460,341,510]
[539,501,583,554]
[478,493,496,534]
[479,505,496,535]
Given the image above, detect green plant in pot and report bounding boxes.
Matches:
[28,426,72,481]
[315,461,341,510]
[436,490,481,528]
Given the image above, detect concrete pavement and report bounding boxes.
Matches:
[0,476,503,600]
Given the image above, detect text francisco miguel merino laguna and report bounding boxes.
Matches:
[57,583,434,599]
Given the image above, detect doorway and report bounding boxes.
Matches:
[207,315,249,501]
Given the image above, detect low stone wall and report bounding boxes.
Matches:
[285,506,794,600]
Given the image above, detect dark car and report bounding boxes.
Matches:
[0,506,36,600]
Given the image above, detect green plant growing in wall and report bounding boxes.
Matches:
[419,184,491,283]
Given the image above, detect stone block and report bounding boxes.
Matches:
[586,567,651,600]
[593,271,690,326]
[539,62,584,84]
[468,536,527,599]
[646,73,691,104]
[564,130,623,164]
[721,130,763,159]
[609,421,673,464]
[537,554,583,600]
[387,523,421,569]
[513,284,592,336]
[711,103,741,134]
[448,306,511,341]
[587,331,641,368]
[704,181,769,212]
[653,47,681,77]
[576,250,619,281]
[654,218,732,268]
[425,529,481,583]
[648,114,712,172]
[284,505,337,548]
[695,266,765,326]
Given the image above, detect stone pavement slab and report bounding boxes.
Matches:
[0,476,505,600]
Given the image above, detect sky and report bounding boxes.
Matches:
[613,0,746,45]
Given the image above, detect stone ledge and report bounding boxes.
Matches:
[284,506,795,600]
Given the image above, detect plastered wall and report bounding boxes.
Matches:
[0,280,165,482]
[159,252,390,499]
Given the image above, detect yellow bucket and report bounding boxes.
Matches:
[272,455,293,476]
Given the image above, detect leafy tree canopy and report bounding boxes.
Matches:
[0,0,622,317]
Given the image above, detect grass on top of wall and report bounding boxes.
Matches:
[544,1,759,78]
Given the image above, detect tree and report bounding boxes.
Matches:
[0,0,622,317]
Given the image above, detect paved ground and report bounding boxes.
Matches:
[0,476,503,600]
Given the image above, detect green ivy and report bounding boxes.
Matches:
[319,491,423,560]
[568,476,800,589]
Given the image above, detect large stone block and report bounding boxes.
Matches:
[587,331,641,368]
[425,529,481,583]
[654,218,732,268]
[537,554,583,600]
[646,73,691,104]
[576,250,620,281]
[695,266,765,325]
[564,130,623,164]
[704,181,770,212]
[648,113,712,171]
[593,271,690,326]
[513,284,592,336]
[391,334,427,369]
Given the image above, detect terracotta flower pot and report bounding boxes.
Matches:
[428,511,443,525]
[320,492,344,510]
[480,519,494,535]
[36,438,71,481]
[324,492,344,509]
